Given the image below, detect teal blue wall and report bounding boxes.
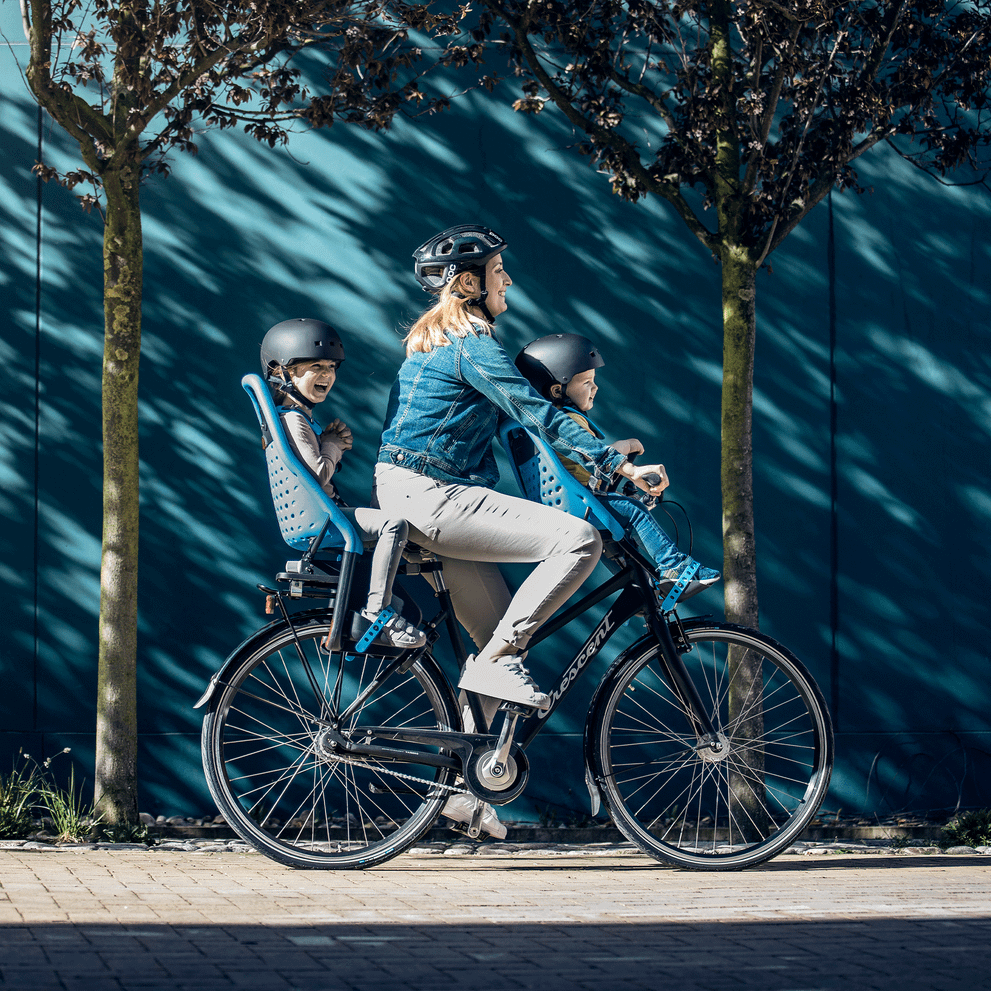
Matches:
[2,22,989,821]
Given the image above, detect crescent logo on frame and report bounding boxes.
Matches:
[537,611,616,720]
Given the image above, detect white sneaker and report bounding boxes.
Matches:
[457,654,551,711]
[355,609,427,649]
[441,794,508,840]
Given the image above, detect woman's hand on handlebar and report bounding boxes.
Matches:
[618,459,668,496]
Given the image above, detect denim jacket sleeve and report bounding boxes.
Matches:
[457,333,627,484]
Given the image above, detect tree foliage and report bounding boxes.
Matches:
[18,0,474,203]
[477,0,990,257]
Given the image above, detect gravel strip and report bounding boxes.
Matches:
[1,837,988,856]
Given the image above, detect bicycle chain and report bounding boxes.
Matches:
[324,751,468,798]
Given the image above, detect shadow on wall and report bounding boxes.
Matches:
[1,52,989,817]
[753,152,991,816]
[824,162,991,816]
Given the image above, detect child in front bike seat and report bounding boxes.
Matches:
[516,333,720,603]
[261,318,426,650]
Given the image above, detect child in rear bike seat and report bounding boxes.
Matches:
[516,333,721,603]
[261,318,426,650]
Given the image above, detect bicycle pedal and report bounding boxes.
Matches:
[497,702,535,717]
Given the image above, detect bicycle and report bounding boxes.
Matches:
[196,375,834,871]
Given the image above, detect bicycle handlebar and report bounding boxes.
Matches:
[603,452,663,495]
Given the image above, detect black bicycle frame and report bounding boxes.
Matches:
[511,560,719,749]
[306,553,719,769]
[419,555,719,751]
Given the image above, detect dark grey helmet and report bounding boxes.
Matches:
[260,319,345,380]
[412,225,508,292]
[515,334,605,400]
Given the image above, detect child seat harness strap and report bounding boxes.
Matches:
[277,405,347,508]
[277,404,320,431]
[561,406,604,439]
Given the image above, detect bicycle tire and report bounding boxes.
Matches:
[589,622,833,870]
[201,612,460,869]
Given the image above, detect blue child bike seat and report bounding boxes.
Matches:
[498,420,627,542]
[242,374,363,554]
[242,373,363,651]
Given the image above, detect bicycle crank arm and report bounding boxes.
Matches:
[486,708,523,778]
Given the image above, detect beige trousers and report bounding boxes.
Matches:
[373,463,602,652]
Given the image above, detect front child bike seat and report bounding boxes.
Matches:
[499,420,627,542]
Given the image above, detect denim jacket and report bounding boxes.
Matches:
[377,328,627,488]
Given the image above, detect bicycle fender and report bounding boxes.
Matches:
[193,608,334,710]
[194,611,460,725]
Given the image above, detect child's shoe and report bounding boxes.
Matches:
[441,793,508,839]
[656,559,721,603]
[353,608,427,650]
[458,654,551,710]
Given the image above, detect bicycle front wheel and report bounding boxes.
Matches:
[201,612,460,869]
[590,622,833,870]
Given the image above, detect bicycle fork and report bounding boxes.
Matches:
[648,610,723,755]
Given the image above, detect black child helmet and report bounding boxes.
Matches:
[515,334,605,400]
[260,318,345,409]
[260,318,345,382]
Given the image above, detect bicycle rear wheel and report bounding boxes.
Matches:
[590,622,832,870]
[201,612,460,869]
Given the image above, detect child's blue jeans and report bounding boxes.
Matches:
[599,493,686,572]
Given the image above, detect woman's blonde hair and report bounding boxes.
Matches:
[403,271,492,355]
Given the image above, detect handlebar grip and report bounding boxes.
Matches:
[642,472,662,487]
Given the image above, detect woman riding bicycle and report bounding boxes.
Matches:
[199,226,832,863]
[374,224,668,717]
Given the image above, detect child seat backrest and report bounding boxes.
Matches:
[242,374,363,554]
[498,421,627,542]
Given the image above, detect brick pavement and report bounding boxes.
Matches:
[1,849,989,990]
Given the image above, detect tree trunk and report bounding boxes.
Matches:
[94,158,143,826]
[719,245,759,630]
[719,244,767,841]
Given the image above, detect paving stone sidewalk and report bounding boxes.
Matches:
[1,846,990,990]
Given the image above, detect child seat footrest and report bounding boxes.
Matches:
[659,560,701,612]
[352,606,396,653]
